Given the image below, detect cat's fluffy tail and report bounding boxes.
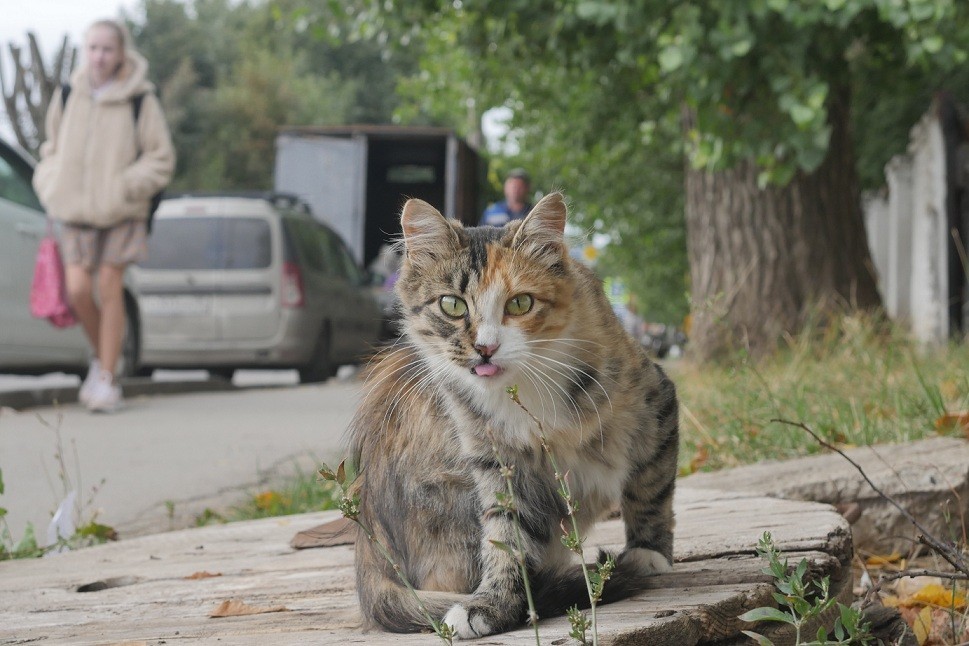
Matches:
[532,550,662,618]
[358,576,470,633]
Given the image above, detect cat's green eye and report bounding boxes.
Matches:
[440,295,468,318]
[505,294,534,316]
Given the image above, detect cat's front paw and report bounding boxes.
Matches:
[443,603,494,640]
[621,547,673,575]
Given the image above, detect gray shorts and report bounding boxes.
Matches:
[60,220,148,271]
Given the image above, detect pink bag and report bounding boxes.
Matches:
[30,225,77,328]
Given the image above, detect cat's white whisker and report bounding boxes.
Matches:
[518,361,563,428]
[524,353,606,440]
[520,356,584,428]
[527,352,613,413]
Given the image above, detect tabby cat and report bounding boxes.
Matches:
[348,192,679,638]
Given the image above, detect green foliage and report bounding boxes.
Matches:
[310,0,969,324]
[739,532,871,645]
[124,0,418,191]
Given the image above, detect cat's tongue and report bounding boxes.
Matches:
[473,363,501,377]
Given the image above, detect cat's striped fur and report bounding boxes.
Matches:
[348,192,678,638]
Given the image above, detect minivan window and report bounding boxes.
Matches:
[329,235,363,284]
[286,219,329,273]
[140,217,272,270]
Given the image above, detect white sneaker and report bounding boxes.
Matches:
[86,369,123,413]
[78,359,101,406]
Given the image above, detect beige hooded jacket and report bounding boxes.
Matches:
[33,48,175,228]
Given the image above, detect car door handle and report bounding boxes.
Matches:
[14,224,42,238]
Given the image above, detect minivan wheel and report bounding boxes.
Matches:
[209,368,235,382]
[298,326,333,384]
[117,295,141,378]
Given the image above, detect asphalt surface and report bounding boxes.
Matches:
[0,370,360,544]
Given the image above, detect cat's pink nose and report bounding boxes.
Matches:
[474,343,500,358]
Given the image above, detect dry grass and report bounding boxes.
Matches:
[670,313,969,474]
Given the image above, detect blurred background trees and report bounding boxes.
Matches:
[3,0,969,359]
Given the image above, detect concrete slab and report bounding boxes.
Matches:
[682,436,969,554]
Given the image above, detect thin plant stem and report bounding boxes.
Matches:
[319,463,453,644]
[353,518,453,643]
[486,427,541,646]
[508,386,602,646]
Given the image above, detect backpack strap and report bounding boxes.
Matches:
[132,93,145,126]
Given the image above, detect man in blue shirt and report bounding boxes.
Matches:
[480,168,533,226]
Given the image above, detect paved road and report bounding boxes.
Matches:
[0,374,360,544]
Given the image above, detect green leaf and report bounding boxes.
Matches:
[922,35,943,54]
[659,45,684,73]
[738,607,795,624]
[789,104,815,127]
[489,539,514,554]
[13,523,39,557]
[730,39,753,57]
[740,630,776,645]
[0,467,4,495]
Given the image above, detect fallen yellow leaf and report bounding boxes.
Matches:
[185,571,222,580]
[913,606,932,646]
[904,583,968,609]
[865,552,903,567]
[209,599,289,618]
[934,411,969,436]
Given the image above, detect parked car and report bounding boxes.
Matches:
[128,192,385,382]
[0,137,140,376]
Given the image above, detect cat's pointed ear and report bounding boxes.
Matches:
[512,192,567,261]
[400,199,461,260]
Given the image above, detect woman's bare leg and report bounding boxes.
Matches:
[96,264,126,377]
[65,264,100,356]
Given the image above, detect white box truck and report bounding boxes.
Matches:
[274,125,480,268]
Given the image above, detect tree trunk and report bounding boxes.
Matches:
[684,93,882,361]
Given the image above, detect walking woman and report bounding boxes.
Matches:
[33,19,175,412]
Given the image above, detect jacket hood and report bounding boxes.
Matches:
[69,48,155,103]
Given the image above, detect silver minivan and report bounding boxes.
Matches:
[129,193,384,382]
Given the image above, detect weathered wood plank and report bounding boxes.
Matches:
[0,488,851,645]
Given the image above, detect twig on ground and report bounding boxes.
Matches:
[772,418,969,582]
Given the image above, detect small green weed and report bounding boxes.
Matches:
[0,467,44,560]
[740,532,872,645]
[1,413,116,560]
[196,464,343,526]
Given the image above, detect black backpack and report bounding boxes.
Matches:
[60,83,164,232]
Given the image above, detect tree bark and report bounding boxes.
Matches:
[684,92,882,361]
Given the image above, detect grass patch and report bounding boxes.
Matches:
[672,313,969,474]
[196,465,342,525]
